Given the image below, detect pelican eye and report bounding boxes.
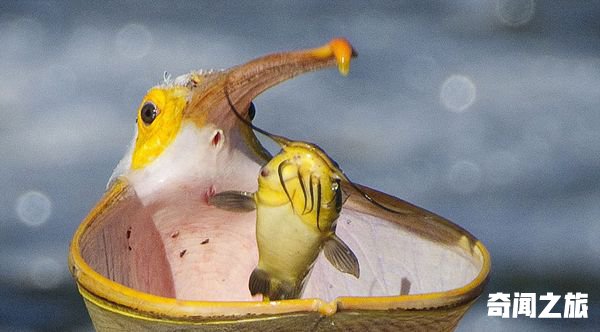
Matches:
[140,102,158,125]
[248,102,256,120]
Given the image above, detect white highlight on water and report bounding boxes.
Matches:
[448,160,482,194]
[496,0,536,27]
[15,191,52,227]
[440,75,477,113]
[28,256,65,290]
[115,23,153,59]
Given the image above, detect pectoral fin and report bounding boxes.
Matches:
[208,191,256,212]
[248,268,270,298]
[323,234,360,278]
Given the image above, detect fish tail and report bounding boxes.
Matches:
[270,280,302,301]
[249,269,302,300]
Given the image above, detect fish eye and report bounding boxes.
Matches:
[248,102,256,120]
[140,102,158,125]
[331,181,339,191]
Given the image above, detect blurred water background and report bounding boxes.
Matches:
[1,1,599,331]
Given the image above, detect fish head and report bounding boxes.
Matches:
[256,142,343,230]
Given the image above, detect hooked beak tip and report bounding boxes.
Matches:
[310,38,357,76]
[193,38,357,127]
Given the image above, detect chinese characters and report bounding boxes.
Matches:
[487,292,588,319]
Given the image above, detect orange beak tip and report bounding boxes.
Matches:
[329,37,356,76]
[309,38,356,76]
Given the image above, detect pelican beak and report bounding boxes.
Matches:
[182,38,356,139]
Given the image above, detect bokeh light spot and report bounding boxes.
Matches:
[28,256,65,290]
[115,23,153,59]
[440,75,477,113]
[15,191,52,227]
[448,160,482,194]
[496,0,536,27]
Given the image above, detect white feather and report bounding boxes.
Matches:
[106,125,136,190]
[125,124,217,204]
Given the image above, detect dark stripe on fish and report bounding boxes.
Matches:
[307,175,315,214]
[316,179,322,232]
[298,169,308,214]
[278,161,295,211]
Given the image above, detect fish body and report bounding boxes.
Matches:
[211,142,359,300]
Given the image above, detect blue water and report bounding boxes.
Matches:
[1,1,598,330]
